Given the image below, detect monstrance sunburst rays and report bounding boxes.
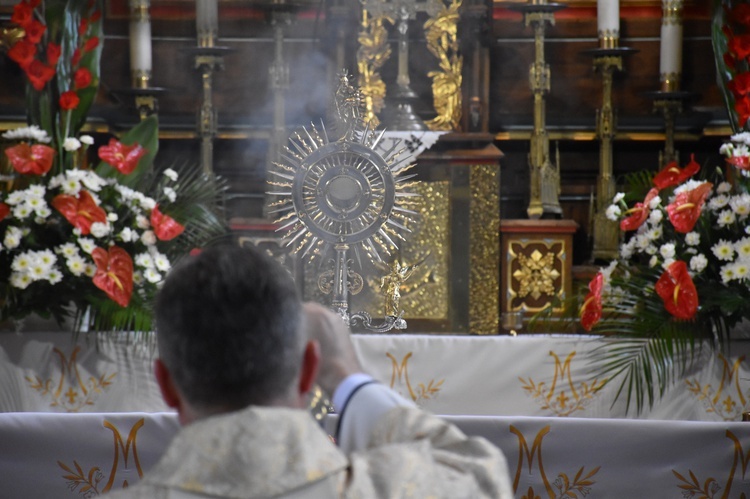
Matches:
[267,120,419,268]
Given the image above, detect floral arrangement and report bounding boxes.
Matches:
[714,0,750,132]
[0,0,225,331]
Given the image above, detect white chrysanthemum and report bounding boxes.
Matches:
[136,215,150,229]
[27,185,45,198]
[135,252,155,269]
[66,256,87,276]
[28,263,49,281]
[648,209,663,224]
[141,230,156,246]
[734,261,750,280]
[36,249,56,268]
[736,237,750,259]
[645,245,658,256]
[61,178,82,196]
[721,264,736,284]
[84,263,96,277]
[144,268,162,283]
[674,180,710,196]
[709,195,730,211]
[63,137,81,152]
[620,239,635,259]
[12,204,32,219]
[690,254,708,273]
[4,227,21,249]
[46,268,63,285]
[90,222,111,238]
[11,253,32,272]
[712,240,735,261]
[685,232,700,246]
[79,134,94,145]
[635,235,650,251]
[153,253,171,272]
[605,204,620,221]
[718,209,736,227]
[163,187,177,203]
[730,194,750,218]
[649,255,659,268]
[5,191,24,205]
[56,243,79,258]
[660,243,676,259]
[646,226,663,241]
[648,195,662,210]
[163,168,178,181]
[2,125,51,143]
[10,273,32,289]
[716,181,733,194]
[77,237,96,254]
[26,196,44,210]
[80,171,106,192]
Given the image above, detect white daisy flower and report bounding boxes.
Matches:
[56,243,79,258]
[718,209,736,227]
[66,256,87,276]
[712,240,735,261]
[144,268,162,283]
[736,238,750,259]
[153,252,171,272]
[12,204,32,219]
[27,185,45,197]
[721,264,737,284]
[11,253,32,272]
[734,261,750,280]
[84,264,96,277]
[36,250,56,268]
[4,228,21,249]
[77,237,96,254]
[47,268,63,285]
[135,252,155,269]
[709,195,730,211]
[10,273,32,289]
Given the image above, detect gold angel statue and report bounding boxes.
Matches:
[381,260,418,317]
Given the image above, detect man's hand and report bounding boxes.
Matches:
[302,302,363,395]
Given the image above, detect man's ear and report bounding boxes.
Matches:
[298,340,320,397]
[154,358,181,409]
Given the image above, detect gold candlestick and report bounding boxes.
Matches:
[585,46,637,262]
[509,1,566,219]
[646,91,694,167]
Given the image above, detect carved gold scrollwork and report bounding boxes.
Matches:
[357,10,391,127]
[424,0,463,131]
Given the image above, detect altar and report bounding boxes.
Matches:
[3,331,750,496]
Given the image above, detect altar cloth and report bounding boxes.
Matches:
[2,332,750,420]
[1,411,748,497]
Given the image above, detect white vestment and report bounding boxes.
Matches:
[104,383,513,498]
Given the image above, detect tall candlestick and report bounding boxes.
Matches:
[597,0,619,48]
[197,0,218,48]
[659,0,683,91]
[129,0,151,88]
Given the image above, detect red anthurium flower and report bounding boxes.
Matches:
[580,272,604,332]
[0,203,10,222]
[8,39,36,68]
[24,19,46,44]
[46,42,61,65]
[5,143,55,175]
[92,246,134,308]
[11,2,33,28]
[666,182,713,234]
[655,260,698,320]
[620,188,659,232]
[98,138,147,175]
[51,190,107,235]
[151,204,185,241]
[653,155,700,190]
[59,90,80,111]
[729,34,750,61]
[84,36,99,52]
[25,60,56,91]
[74,67,92,89]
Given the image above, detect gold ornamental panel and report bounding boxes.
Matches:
[504,237,569,314]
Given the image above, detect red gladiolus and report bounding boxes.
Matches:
[653,155,700,190]
[92,246,134,307]
[655,260,699,320]
[51,190,107,235]
[74,67,92,89]
[580,272,604,332]
[47,42,61,65]
[8,39,36,68]
[728,72,750,98]
[729,34,750,61]
[83,36,99,52]
[5,143,54,175]
[78,18,88,36]
[0,203,10,222]
[90,10,102,22]
[620,188,659,232]
[98,138,147,175]
[150,205,185,241]
[736,94,750,129]
[24,19,45,44]
[25,60,55,91]
[71,48,81,67]
[666,182,713,234]
[59,91,79,111]
[725,52,737,71]
[11,2,33,28]
[734,4,750,27]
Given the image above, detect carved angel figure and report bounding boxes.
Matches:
[381,260,418,317]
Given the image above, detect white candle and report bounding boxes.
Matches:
[597,0,619,48]
[197,0,218,47]
[659,0,683,91]
[129,18,152,73]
